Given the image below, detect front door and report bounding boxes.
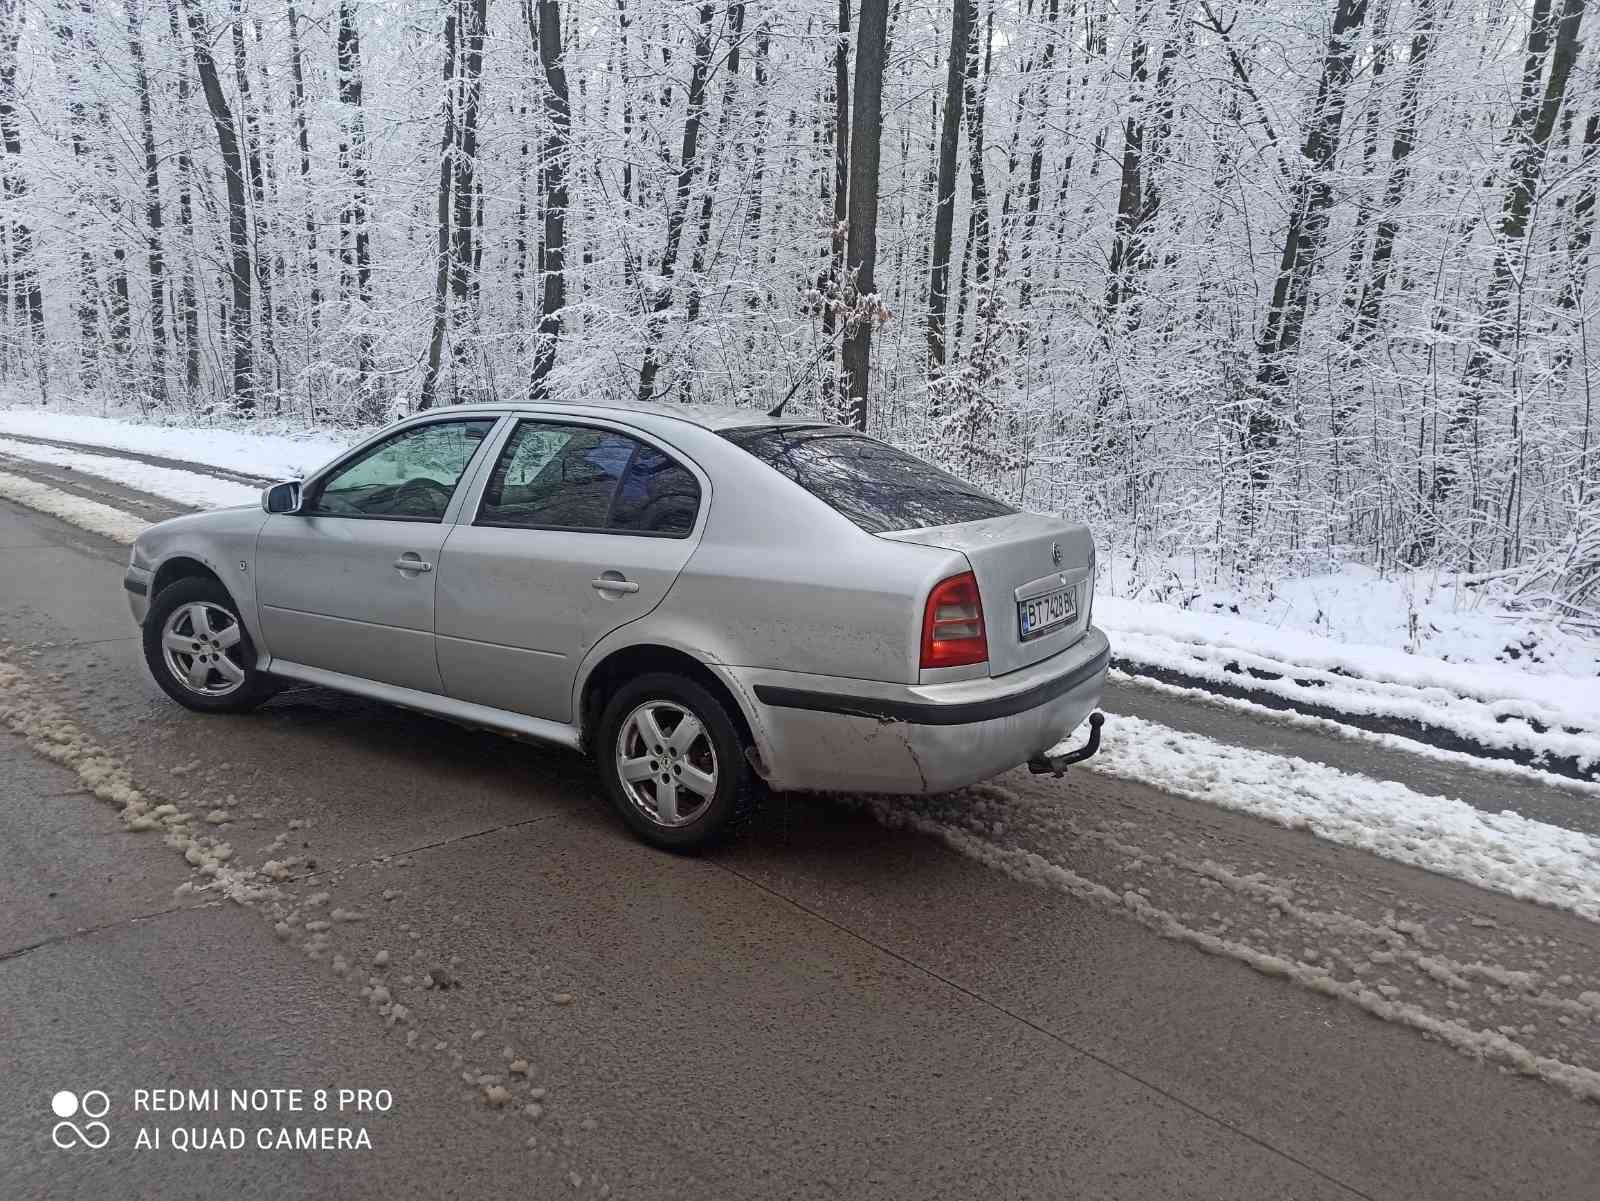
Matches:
[255,417,500,694]
[435,419,704,722]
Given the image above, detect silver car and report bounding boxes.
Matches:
[124,402,1108,849]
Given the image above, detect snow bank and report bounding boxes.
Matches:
[1060,713,1600,922]
[0,408,354,481]
[0,468,149,543]
[1098,596,1600,777]
[0,438,258,509]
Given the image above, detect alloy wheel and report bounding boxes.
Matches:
[160,601,247,697]
[615,700,720,828]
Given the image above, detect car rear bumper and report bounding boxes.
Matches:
[740,627,1109,794]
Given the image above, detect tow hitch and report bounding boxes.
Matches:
[1027,712,1105,777]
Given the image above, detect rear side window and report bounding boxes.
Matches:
[610,444,700,535]
[721,426,1015,534]
[476,421,700,536]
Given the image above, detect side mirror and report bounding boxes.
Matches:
[262,480,302,515]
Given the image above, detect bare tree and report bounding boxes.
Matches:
[164,0,202,396]
[181,0,254,410]
[124,0,168,404]
[1446,0,1587,499]
[1247,0,1371,493]
[637,2,716,400]
[841,0,891,430]
[337,0,375,409]
[926,0,971,372]
[0,0,45,394]
[528,0,572,399]
[419,6,461,410]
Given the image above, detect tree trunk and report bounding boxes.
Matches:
[1451,0,1585,447]
[418,9,461,410]
[1103,0,1151,327]
[125,0,168,405]
[1352,0,1437,344]
[1556,110,1600,326]
[528,0,571,399]
[1015,0,1061,328]
[182,0,254,411]
[55,10,100,394]
[450,0,488,392]
[684,3,746,362]
[841,0,890,431]
[165,0,201,396]
[0,0,45,393]
[926,0,971,371]
[1334,0,1390,342]
[83,0,133,386]
[636,2,716,401]
[231,0,276,402]
[819,1,848,414]
[337,0,376,410]
[1247,0,1370,489]
[287,4,319,353]
[951,1,990,356]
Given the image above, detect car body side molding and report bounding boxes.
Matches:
[753,643,1110,727]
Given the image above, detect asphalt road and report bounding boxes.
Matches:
[1,482,1598,1201]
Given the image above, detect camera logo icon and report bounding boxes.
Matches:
[50,1090,111,1150]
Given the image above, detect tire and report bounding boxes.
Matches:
[596,672,760,851]
[142,576,273,714]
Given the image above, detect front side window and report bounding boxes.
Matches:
[720,425,1016,534]
[308,419,497,521]
[477,421,700,536]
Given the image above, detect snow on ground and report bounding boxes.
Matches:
[1049,713,1600,923]
[0,406,355,481]
[1096,595,1600,778]
[1100,557,1600,679]
[0,438,259,508]
[1108,668,1600,800]
[0,468,150,543]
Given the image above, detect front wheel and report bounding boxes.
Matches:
[596,673,759,851]
[142,577,273,714]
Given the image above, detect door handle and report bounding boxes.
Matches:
[394,557,433,574]
[591,576,639,594]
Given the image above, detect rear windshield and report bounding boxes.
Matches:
[721,426,1016,534]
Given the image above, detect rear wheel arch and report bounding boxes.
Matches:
[577,643,761,760]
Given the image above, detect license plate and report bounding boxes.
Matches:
[1018,585,1077,640]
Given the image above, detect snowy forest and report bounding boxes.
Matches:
[0,0,1596,607]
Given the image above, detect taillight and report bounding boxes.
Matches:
[921,571,988,669]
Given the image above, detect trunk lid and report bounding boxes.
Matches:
[881,513,1094,675]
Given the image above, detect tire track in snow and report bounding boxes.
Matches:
[861,775,1600,1104]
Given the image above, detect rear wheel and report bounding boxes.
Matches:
[596,672,758,851]
[142,577,272,714]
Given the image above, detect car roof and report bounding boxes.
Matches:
[441,398,832,433]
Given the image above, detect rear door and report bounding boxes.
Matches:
[434,419,705,723]
[255,416,501,693]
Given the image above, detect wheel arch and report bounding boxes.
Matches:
[576,641,766,770]
[150,554,230,599]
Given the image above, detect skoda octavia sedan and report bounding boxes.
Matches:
[124,401,1108,849]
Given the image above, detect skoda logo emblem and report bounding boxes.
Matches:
[1050,541,1062,566]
